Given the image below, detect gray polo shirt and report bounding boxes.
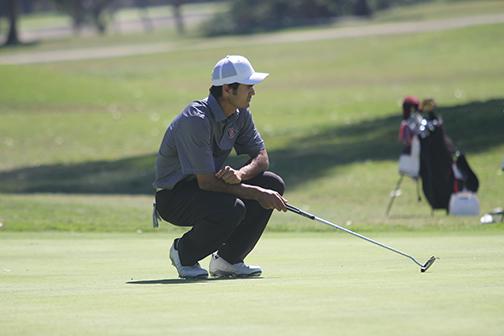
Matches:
[153,94,265,190]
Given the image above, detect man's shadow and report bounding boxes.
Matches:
[126,277,263,285]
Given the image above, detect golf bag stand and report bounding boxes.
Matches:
[386,174,422,216]
[387,131,422,216]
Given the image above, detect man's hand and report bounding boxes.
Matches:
[215,166,242,184]
[256,188,288,212]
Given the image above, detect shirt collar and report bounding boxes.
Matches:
[207,94,240,122]
[207,94,226,122]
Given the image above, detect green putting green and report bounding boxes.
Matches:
[1,232,503,336]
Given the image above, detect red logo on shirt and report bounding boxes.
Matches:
[227,127,237,139]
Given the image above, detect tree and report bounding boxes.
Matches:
[89,0,111,34]
[202,0,343,36]
[52,0,115,35]
[134,0,153,32]
[202,0,430,36]
[171,0,185,35]
[5,0,20,46]
[70,0,85,34]
[353,0,372,17]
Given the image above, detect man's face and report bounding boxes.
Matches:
[228,84,255,109]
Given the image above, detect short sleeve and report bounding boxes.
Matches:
[234,109,265,156]
[174,113,215,174]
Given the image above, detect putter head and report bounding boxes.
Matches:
[420,256,437,273]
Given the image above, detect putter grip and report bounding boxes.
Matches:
[286,204,316,220]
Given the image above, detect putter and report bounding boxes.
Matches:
[286,204,437,272]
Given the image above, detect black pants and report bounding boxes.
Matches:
[155,171,285,266]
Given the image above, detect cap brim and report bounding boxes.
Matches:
[240,72,269,85]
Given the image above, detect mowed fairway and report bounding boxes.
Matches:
[1,232,503,336]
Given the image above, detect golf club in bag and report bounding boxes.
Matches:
[286,204,437,272]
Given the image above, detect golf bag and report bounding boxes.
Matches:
[418,114,479,212]
[388,98,479,216]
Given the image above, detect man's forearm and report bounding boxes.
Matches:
[197,165,287,211]
[238,149,269,181]
[198,176,262,201]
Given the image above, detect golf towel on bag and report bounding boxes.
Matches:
[398,136,420,178]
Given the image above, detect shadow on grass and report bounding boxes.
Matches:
[1,98,502,194]
[0,40,39,49]
[126,276,263,285]
[0,155,156,194]
[270,98,504,187]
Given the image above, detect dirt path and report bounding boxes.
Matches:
[1,13,503,65]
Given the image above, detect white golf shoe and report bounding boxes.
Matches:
[169,242,208,279]
[209,253,262,278]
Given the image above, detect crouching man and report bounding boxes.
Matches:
[153,55,287,279]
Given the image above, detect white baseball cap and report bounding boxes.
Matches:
[211,55,269,86]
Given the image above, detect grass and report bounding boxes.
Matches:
[1,19,503,232]
[374,0,504,22]
[1,232,504,336]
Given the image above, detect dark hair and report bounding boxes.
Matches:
[209,83,240,98]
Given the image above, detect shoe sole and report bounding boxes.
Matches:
[210,270,262,278]
[179,274,208,280]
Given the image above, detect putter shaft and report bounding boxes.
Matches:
[286,204,436,272]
